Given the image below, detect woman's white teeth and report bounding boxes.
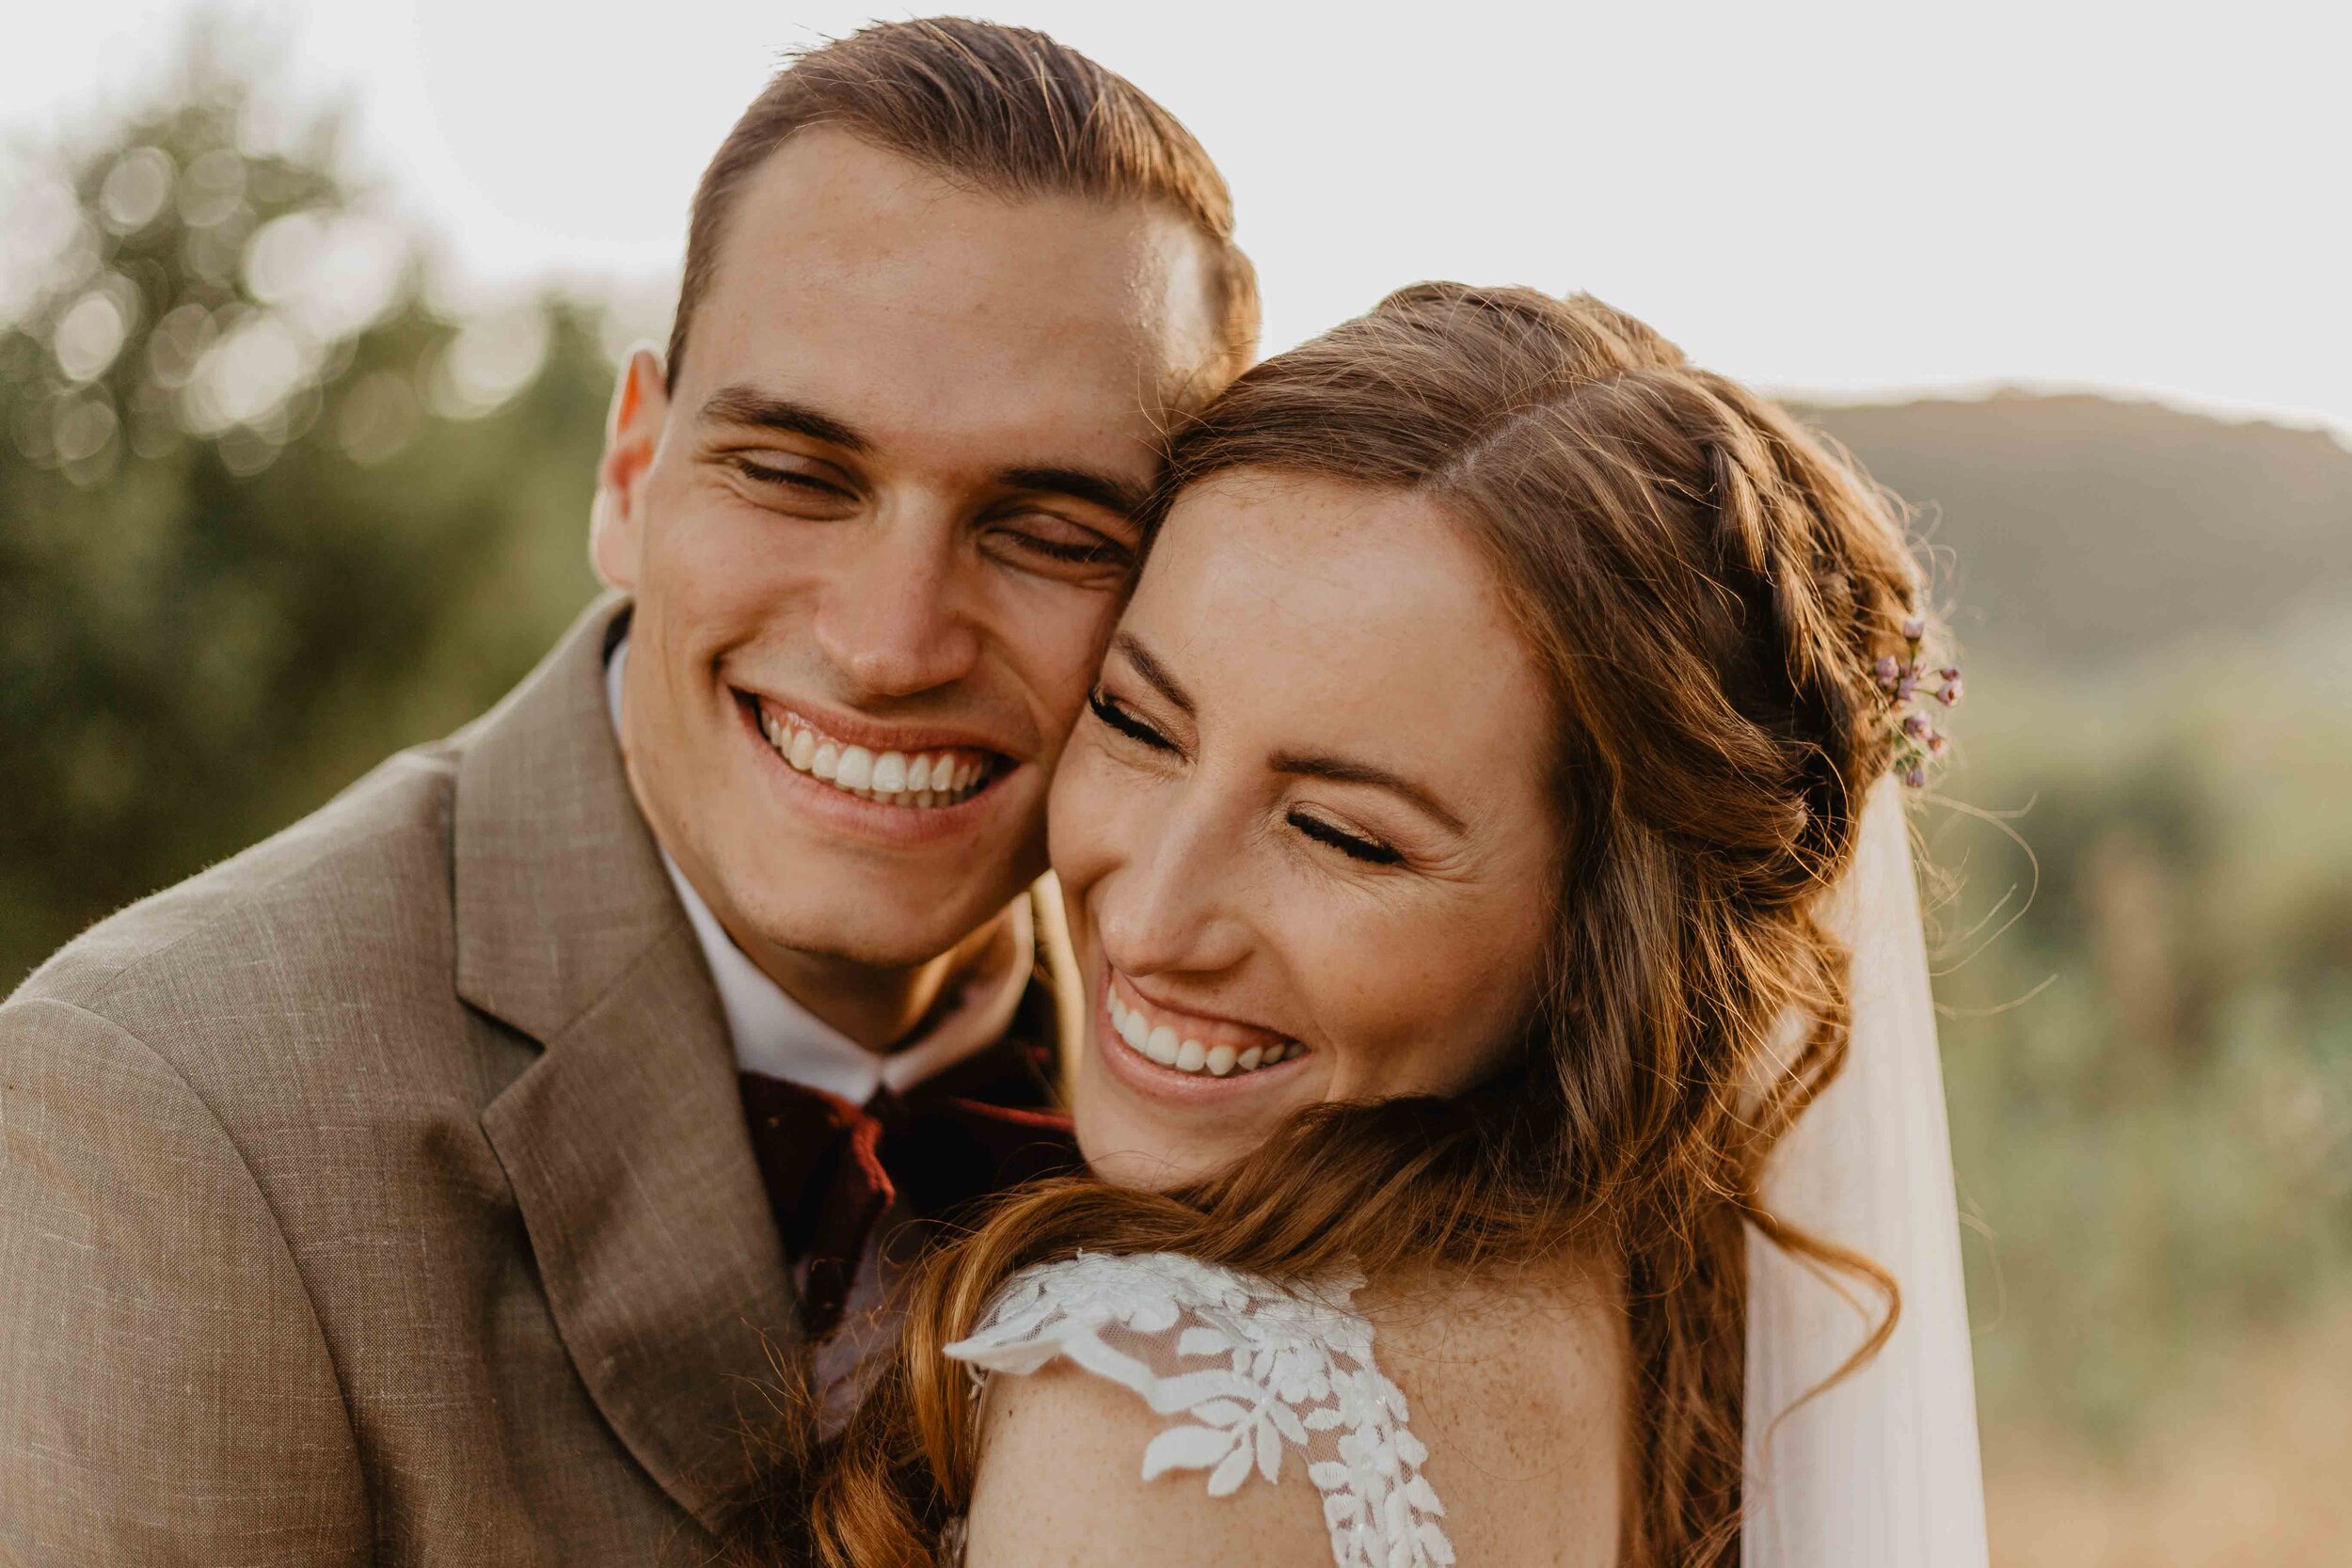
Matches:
[1107,990,1295,1078]
[760,708,990,808]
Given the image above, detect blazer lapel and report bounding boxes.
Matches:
[459,596,798,1534]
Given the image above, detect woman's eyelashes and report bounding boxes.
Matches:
[1286,807,1405,866]
[1088,687,1405,866]
[1088,687,1176,751]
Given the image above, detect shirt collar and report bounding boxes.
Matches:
[606,636,1032,1103]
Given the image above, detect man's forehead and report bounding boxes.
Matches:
[693,129,1216,393]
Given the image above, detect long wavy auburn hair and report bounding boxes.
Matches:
[740,285,1936,1567]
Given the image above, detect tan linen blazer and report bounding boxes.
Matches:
[0,597,1055,1566]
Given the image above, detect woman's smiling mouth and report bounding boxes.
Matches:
[1101,969,1302,1081]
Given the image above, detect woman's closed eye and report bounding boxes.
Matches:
[1088,686,1176,752]
[1287,806,1404,865]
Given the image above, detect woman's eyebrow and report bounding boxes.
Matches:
[1271,751,1468,836]
[1112,632,1193,715]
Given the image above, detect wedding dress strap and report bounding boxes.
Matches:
[946,1250,1454,1568]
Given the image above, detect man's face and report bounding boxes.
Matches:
[595,129,1221,975]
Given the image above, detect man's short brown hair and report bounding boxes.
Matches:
[666,17,1258,402]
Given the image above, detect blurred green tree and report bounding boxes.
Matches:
[0,24,611,987]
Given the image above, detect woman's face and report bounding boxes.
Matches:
[1051,469,1563,1187]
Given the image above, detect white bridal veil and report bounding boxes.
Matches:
[1743,776,1990,1566]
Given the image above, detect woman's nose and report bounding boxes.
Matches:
[1093,803,1253,981]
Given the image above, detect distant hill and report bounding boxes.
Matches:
[1791,392,2352,666]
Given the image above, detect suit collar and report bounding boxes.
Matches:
[453,594,672,1042]
[460,596,796,1532]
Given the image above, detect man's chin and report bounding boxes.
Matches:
[723,879,1012,974]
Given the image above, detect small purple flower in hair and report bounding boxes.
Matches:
[1874,655,1901,692]
[1901,614,1927,642]
[1937,673,1964,706]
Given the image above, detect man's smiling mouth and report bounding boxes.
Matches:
[743,696,1003,809]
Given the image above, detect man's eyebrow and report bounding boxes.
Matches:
[1001,465,1150,520]
[1272,751,1469,836]
[691,393,1142,516]
[1111,632,1193,715]
[697,385,868,452]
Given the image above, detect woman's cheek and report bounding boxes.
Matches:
[1312,903,1502,1099]
[1044,738,1125,912]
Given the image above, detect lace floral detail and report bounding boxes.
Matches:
[945,1251,1453,1568]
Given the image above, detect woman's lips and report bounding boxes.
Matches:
[1098,968,1304,1085]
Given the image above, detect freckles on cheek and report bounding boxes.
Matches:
[1331,922,1510,1093]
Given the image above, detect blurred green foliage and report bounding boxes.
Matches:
[0,28,606,985]
[4,26,2349,1481]
[1924,625,2352,1449]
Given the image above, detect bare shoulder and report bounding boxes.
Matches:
[960,1359,1333,1568]
[1360,1252,1629,1566]
[957,1251,1625,1568]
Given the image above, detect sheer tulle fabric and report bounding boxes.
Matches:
[1743,778,1989,1566]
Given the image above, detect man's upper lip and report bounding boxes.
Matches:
[1114,970,1292,1045]
[736,688,1019,758]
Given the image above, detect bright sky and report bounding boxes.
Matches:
[7,0,2347,428]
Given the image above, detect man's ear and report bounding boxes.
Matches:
[590,347,669,591]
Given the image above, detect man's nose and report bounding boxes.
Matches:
[811,509,982,700]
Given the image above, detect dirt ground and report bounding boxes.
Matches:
[1986,1297,2352,1564]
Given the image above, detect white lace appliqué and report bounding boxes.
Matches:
[944,1251,1453,1568]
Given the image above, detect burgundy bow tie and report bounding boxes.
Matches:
[738,1061,1075,1338]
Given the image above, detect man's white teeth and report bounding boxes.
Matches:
[1107,990,1296,1078]
[759,709,991,808]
